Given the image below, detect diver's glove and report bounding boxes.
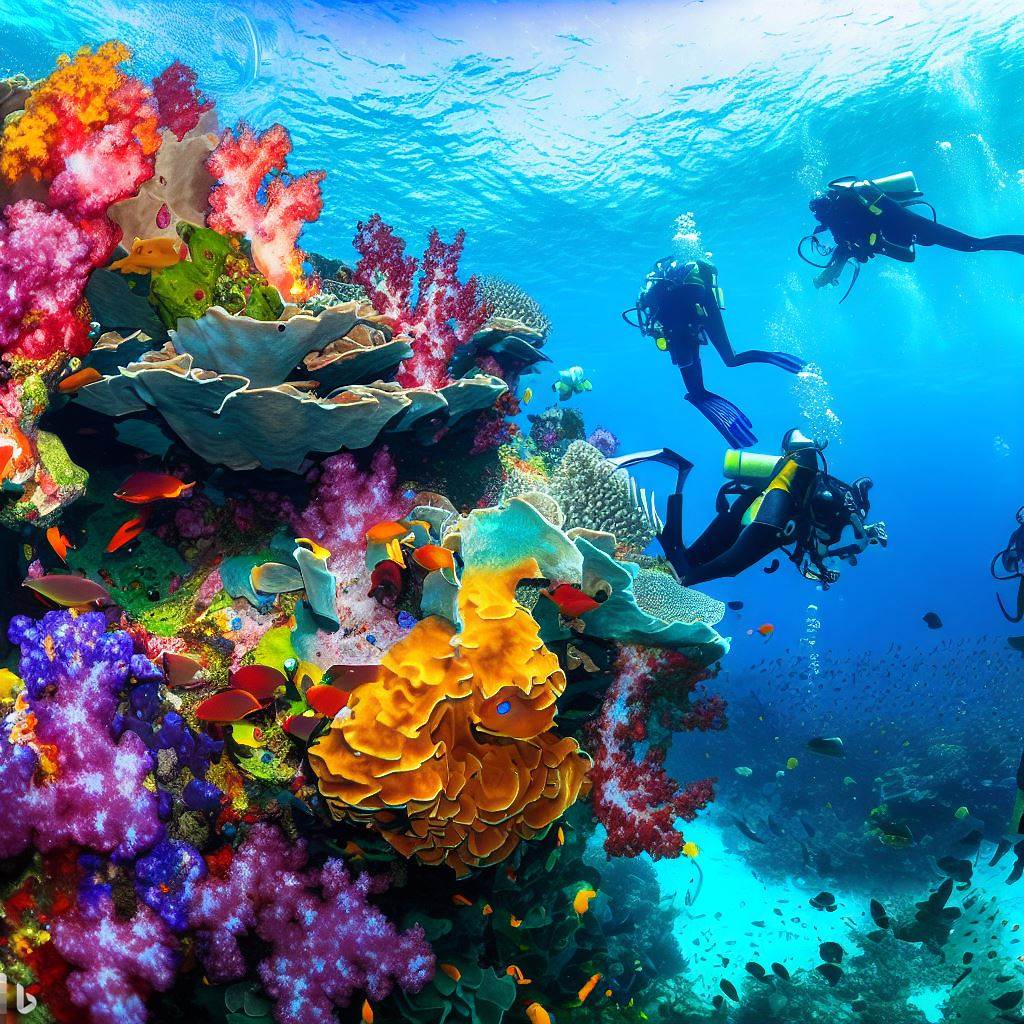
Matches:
[866,521,888,547]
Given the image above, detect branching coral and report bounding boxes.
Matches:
[0,610,163,860]
[151,61,213,142]
[309,499,591,875]
[207,123,324,302]
[588,645,725,859]
[353,213,491,389]
[189,824,433,1022]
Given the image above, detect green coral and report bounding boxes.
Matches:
[149,223,284,329]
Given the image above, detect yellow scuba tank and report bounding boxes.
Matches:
[723,448,781,485]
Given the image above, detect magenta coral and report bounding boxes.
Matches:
[353,213,491,390]
[206,123,325,302]
[0,611,163,860]
[190,824,434,1023]
[51,892,177,1024]
[588,645,725,859]
[152,61,213,141]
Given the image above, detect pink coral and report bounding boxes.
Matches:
[151,61,213,141]
[353,214,491,389]
[587,646,725,859]
[206,123,324,301]
[51,893,177,1024]
[190,824,434,1023]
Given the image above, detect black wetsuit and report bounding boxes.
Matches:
[662,449,876,587]
[812,182,1024,286]
[630,259,804,448]
[994,518,1024,622]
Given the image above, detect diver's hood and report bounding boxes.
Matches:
[781,427,817,454]
[828,171,923,199]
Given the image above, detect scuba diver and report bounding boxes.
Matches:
[802,171,1024,299]
[611,429,887,589]
[991,507,1024,622]
[621,257,805,448]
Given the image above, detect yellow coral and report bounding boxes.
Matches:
[310,515,591,876]
[1,42,158,184]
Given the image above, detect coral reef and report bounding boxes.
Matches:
[477,275,551,340]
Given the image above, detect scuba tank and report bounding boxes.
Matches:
[828,171,922,200]
[723,448,781,485]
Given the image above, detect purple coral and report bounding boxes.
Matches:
[0,611,163,860]
[135,838,207,932]
[587,426,620,458]
[190,824,434,1022]
[50,891,177,1024]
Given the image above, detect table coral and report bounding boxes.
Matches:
[309,500,592,876]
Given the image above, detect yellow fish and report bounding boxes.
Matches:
[0,668,22,701]
[109,236,185,275]
[573,888,597,915]
[295,537,331,561]
[786,757,798,770]
[522,387,533,404]
[682,841,699,859]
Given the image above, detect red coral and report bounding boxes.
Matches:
[206,123,324,302]
[471,390,520,454]
[353,214,491,390]
[152,61,214,141]
[587,646,726,859]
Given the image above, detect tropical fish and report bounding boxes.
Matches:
[230,665,286,701]
[411,544,456,573]
[365,521,414,564]
[556,827,565,846]
[361,1000,374,1024]
[24,574,109,607]
[809,891,837,911]
[727,600,744,610]
[720,979,739,1003]
[807,736,844,757]
[869,898,890,929]
[230,723,265,748]
[323,664,379,689]
[451,894,473,907]
[573,888,597,915]
[819,941,844,964]
[509,914,522,928]
[0,668,22,701]
[162,652,204,689]
[552,365,592,401]
[770,962,790,981]
[816,963,843,986]
[786,757,798,770]
[748,623,774,638]
[106,513,150,553]
[109,236,186,274]
[45,526,74,563]
[368,559,403,606]
[953,805,969,820]
[542,584,601,617]
[282,713,325,742]
[0,440,15,480]
[576,973,603,1004]
[250,562,305,594]
[922,611,943,629]
[115,471,194,504]
[57,367,103,393]
[506,965,531,985]
[682,841,699,858]
[991,990,1023,1011]
[194,689,263,723]
[439,964,462,982]
[525,1004,551,1024]
[305,684,350,718]
[732,816,767,844]
[734,766,753,777]
[522,387,533,404]
[295,537,331,561]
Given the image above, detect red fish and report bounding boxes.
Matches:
[411,544,455,573]
[0,440,17,480]
[229,664,286,702]
[323,664,379,689]
[23,574,109,607]
[162,652,204,689]
[282,713,326,742]
[542,584,601,618]
[114,471,194,504]
[368,559,403,607]
[45,526,74,563]
[106,511,150,553]
[305,684,350,718]
[194,689,263,723]
[748,623,775,639]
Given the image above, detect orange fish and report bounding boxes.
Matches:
[114,471,194,504]
[452,894,473,907]
[365,521,413,564]
[481,903,493,916]
[525,1003,551,1024]
[0,438,20,480]
[573,888,597,915]
[361,1000,374,1024]
[506,965,532,985]
[578,973,602,1003]
[556,827,565,847]
[509,914,522,928]
[45,526,74,563]
[748,623,775,639]
[542,584,602,618]
[305,684,350,718]
[411,544,455,573]
[58,367,103,393]
[439,964,462,982]
[106,512,150,553]
[109,236,186,274]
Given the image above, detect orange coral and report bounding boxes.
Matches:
[309,507,591,876]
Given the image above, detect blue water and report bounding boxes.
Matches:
[6,0,1021,658]
[5,1,1024,1006]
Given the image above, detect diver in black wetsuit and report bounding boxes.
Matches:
[611,430,887,589]
[621,258,805,448]
[803,172,1024,297]
[992,507,1024,622]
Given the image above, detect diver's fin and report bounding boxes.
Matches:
[838,263,860,304]
[608,449,694,494]
[687,391,758,448]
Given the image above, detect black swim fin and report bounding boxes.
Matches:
[608,448,694,494]
[686,391,757,448]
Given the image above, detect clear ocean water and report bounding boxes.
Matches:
[4,2,1024,1020]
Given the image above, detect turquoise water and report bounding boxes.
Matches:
[5,1,1024,1017]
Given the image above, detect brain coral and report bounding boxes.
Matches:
[309,500,592,875]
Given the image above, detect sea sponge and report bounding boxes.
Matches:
[309,500,591,876]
